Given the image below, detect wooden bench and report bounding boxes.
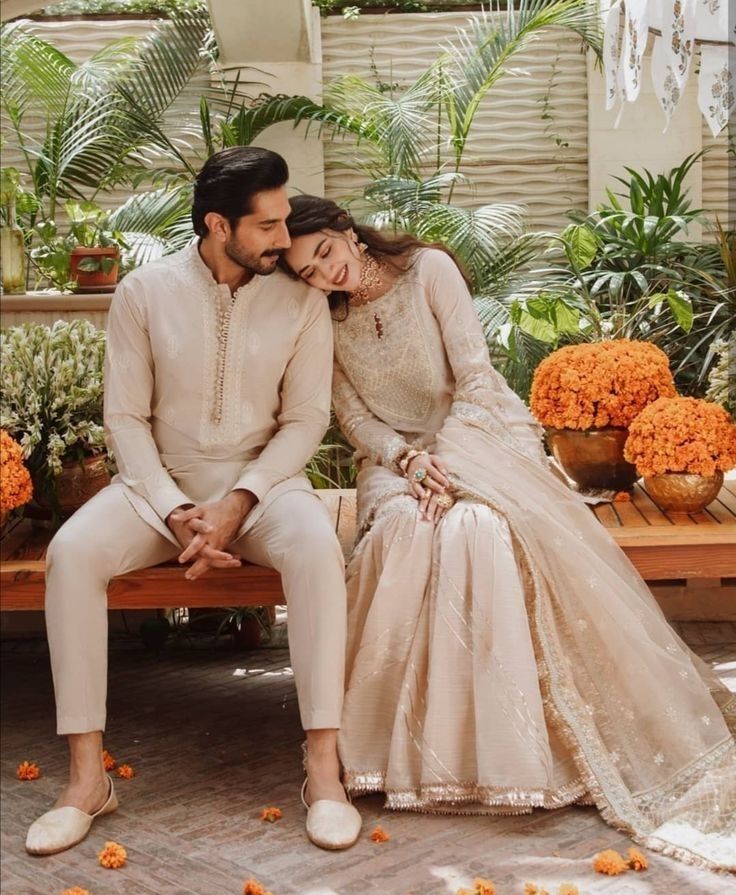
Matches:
[1,484,735,617]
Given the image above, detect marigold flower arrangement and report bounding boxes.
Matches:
[16,760,40,780]
[530,340,676,430]
[0,430,32,514]
[624,397,736,477]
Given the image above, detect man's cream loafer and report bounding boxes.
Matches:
[301,779,362,850]
[25,776,118,856]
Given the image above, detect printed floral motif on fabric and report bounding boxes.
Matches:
[708,65,734,130]
[670,0,693,77]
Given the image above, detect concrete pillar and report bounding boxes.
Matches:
[206,0,324,197]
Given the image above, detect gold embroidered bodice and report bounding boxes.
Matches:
[332,248,545,473]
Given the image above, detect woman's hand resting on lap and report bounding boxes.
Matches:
[406,454,453,524]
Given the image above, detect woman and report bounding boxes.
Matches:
[281,195,735,870]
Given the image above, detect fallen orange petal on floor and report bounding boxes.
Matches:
[370,826,390,843]
[259,806,282,823]
[627,847,648,870]
[115,764,135,779]
[592,848,628,875]
[98,840,127,869]
[16,761,40,781]
[243,880,273,895]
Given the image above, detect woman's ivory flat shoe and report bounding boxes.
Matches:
[301,778,362,850]
[25,776,118,856]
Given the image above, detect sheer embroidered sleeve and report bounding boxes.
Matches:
[420,250,547,465]
[332,357,411,474]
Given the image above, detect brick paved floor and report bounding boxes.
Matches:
[1,621,734,895]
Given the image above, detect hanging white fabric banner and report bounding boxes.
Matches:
[604,0,625,111]
[697,44,734,137]
[622,0,650,101]
[651,34,681,131]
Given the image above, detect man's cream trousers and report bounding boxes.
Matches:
[45,484,347,734]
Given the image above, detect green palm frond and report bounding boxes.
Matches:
[0,22,76,123]
[439,0,602,169]
[217,93,373,149]
[412,202,527,290]
[109,184,193,264]
[327,70,436,177]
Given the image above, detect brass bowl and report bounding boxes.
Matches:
[644,471,724,514]
[545,427,638,491]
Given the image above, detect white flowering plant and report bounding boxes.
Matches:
[706,335,735,417]
[0,320,107,507]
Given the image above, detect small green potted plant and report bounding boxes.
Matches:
[0,319,109,525]
[66,200,128,292]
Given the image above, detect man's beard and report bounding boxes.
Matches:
[225,238,281,276]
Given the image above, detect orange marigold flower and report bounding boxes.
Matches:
[613,491,631,502]
[116,764,135,779]
[16,761,40,780]
[592,848,628,875]
[61,888,90,895]
[523,885,549,895]
[260,806,282,823]
[530,340,675,430]
[627,847,648,871]
[102,749,116,771]
[0,430,33,513]
[370,826,390,843]
[557,886,580,895]
[243,880,273,895]
[98,840,127,869]
[624,397,736,477]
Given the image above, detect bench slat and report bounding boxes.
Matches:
[2,485,735,610]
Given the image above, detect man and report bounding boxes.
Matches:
[26,147,361,854]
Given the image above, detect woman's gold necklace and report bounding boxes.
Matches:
[348,251,388,340]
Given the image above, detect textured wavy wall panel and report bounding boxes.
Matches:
[321,12,589,231]
[702,124,733,234]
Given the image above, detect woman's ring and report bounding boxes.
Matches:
[436,493,455,510]
[413,468,427,482]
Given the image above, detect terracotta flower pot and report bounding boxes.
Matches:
[69,246,119,291]
[644,471,724,514]
[546,427,639,491]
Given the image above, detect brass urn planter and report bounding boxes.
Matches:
[546,427,639,491]
[644,471,724,514]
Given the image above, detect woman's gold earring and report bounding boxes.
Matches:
[357,242,367,255]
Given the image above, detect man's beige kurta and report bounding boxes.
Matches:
[104,243,332,531]
[45,242,347,736]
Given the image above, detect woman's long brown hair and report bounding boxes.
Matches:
[280,194,468,317]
